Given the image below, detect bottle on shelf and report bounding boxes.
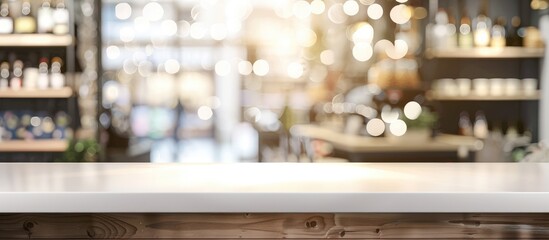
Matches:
[458,111,473,136]
[491,17,506,48]
[473,3,491,47]
[53,0,69,35]
[38,0,55,33]
[506,16,523,47]
[473,111,488,139]
[446,13,458,48]
[10,60,23,90]
[14,0,36,34]
[431,9,450,49]
[0,1,13,34]
[37,58,49,89]
[458,11,473,48]
[0,62,8,89]
[50,56,64,88]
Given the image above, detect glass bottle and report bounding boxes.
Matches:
[491,17,506,48]
[473,111,488,139]
[50,57,64,88]
[446,13,458,48]
[14,0,35,33]
[458,111,473,136]
[0,62,8,89]
[458,12,473,48]
[0,2,13,34]
[10,60,22,90]
[473,3,491,48]
[53,0,69,35]
[38,0,54,33]
[37,58,49,89]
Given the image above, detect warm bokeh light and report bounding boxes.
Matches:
[215,60,231,76]
[320,50,335,65]
[343,0,360,16]
[310,0,325,14]
[253,59,270,76]
[142,2,164,22]
[367,3,383,20]
[366,118,385,136]
[389,120,407,136]
[390,4,411,24]
[404,101,422,120]
[115,2,132,20]
[238,61,253,75]
[352,43,373,62]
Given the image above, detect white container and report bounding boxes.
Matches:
[505,78,520,96]
[473,78,489,96]
[23,68,38,89]
[456,78,471,96]
[437,78,457,96]
[490,78,505,96]
[522,78,538,96]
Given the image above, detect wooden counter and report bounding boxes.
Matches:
[1,162,549,239]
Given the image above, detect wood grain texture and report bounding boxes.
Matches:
[1,213,549,239]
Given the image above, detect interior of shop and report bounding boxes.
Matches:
[0,0,547,163]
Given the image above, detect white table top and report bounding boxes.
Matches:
[2,163,549,213]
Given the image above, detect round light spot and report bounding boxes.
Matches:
[238,61,253,75]
[178,20,191,38]
[381,106,399,123]
[210,23,227,41]
[328,3,347,24]
[404,101,422,120]
[390,4,411,24]
[115,3,132,20]
[161,20,178,36]
[297,28,317,47]
[215,60,231,76]
[30,116,41,127]
[366,118,385,137]
[142,2,164,22]
[293,0,311,19]
[253,59,269,76]
[343,0,360,16]
[106,46,120,60]
[352,22,374,43]
[190,22,207,39]
[119,27,135,42]
[197,106,213,120]
[367,3,383,20]
[413,7,427,19]
[164,59,180,74]
[352,43,373,62]
[320,50,335,65]
[310,0,325,14]
[389,120,407,136]
[287,62,304,79]
[386,39,408,59]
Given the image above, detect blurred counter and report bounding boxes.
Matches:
[291,124,482,162]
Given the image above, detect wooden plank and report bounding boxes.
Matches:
[0,87,73,99]
[427,47,544,59]
[0,34,73,47]
[0,140,68,152]
[1,213,549,239]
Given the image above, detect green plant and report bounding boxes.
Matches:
[58,139,100,162]
[404,108,438,129]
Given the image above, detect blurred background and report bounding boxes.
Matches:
[1,0,548,163]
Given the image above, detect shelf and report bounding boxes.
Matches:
[0,87,73,98]
[0,140,68,152]
[427,91,540,101]
[426,47,544,59]
[0,34,73,47]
